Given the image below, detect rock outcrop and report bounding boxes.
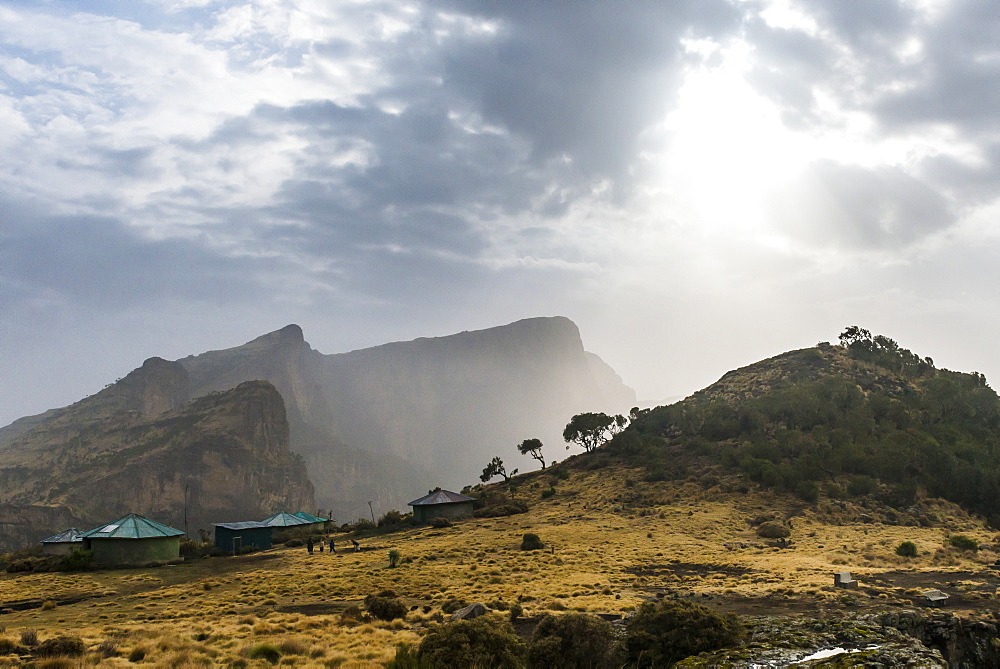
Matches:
[0,375,313,550]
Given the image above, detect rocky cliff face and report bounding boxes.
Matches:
[0,316,634,533]
[0,373,314,551]
[176,316,635,521]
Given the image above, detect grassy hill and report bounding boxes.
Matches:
[617,330,1000,525]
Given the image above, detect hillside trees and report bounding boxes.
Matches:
[621,333,1000,525]
[563,412,628,452]
[516,438,546,469]
[480,456,517,484]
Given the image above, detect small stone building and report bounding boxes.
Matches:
[80,514,184,566]
[40,528,84,555]
[214,521,273,554]
[408,489,476,523]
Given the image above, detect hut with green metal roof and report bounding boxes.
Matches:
[292,511,328,533]
[80,513,184,566]
[408,489,476,523]
[261,511,311,529]
[213,521,273,554]
[40,528,84,556]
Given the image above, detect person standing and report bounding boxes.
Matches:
[307,536,314,554]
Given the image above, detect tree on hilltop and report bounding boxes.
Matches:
[516,438,546,469]
[563,412,628,452]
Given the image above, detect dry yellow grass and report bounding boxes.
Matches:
[1,464,996,665]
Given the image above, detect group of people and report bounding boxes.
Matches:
[305,536,361,554]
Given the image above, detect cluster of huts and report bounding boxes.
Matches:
[40,510,328,567]
[37,489,477,568]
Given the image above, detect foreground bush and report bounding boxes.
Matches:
[34,635,85,658]
[896,541,918,557]
[755,521,790,539]
[417,616,526,668]
[520,533,544,551]
[619,598,743,667]
[365,591,407,621]
[949,535,978,552]
[528,613,615,668]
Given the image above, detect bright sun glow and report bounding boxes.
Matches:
[648,40,811,236]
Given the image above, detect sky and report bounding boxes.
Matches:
[2,0,999,427]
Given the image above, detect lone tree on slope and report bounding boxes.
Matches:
[563,412,628,452]
[481,456,518,484]
[516,438,546,469]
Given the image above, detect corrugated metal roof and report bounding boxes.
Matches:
[261,511,310,527]
[292,511,326,523]
[80,514,184,539]
[214,521,272,531]
[41,528,83,543]
[408,489,476,506]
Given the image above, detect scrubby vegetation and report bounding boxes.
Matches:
[414,616,526,668]
[616,328,1000,525]
[619,598,744,667]
[528,612,615,668]
[365,590,408,621]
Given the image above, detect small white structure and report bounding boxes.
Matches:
[834,572,859,589]
[923,589,949,606]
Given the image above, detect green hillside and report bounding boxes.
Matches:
[614,328,1000,524]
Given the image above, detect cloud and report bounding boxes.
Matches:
[765,159,955,250]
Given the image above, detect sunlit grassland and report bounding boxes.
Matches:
[1,464,997,666]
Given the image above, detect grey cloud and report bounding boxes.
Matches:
[438,1,741,188]
[0,199,269,310]
[765,160,955,250]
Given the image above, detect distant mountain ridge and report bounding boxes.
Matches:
[0,317,635,540]
[176,316,635,520]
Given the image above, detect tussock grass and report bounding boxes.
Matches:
[1,464,996,665]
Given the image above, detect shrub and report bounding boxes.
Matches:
[896,541,918,557]
[180,540,216,559]
[949,535,978,552]
[365,592,407,621]
[247,642,281,664]
[41,600,56,611]
[34,635,85,658]
[441,598,468,614]
[755,522,790,539]
[57,549,93,572]
[619,598,743,667]
[847,475,877,497]
[416,616,526,668]
[0,638,23,655]
[528,613,615,669]
[541,487,556,499]
[388,549,401,568]
[521,533,544,551]
[474,501,529,518]
[509,603,523,623]
[127,646,147,662]
[20,629,38,646]
[378,510,405,528]
[284,539,304,548]
[386,643,435,669]
[429,517,452,528]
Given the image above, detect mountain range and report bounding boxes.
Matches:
[0,316,635,548]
